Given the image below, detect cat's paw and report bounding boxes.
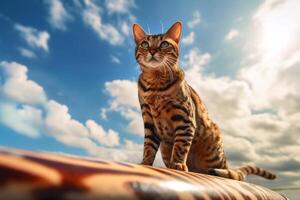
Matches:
[140,160,152,166]
[169,162,188,172]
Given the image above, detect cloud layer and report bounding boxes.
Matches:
[0,61,142,162]
[1,0,299,192]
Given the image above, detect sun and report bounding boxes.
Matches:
[255,0,300,63]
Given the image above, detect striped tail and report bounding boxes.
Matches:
[208,164,276,181]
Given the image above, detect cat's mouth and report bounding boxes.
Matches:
[148,57,159,63]
[142,55,164,68]
[142,57,161,68]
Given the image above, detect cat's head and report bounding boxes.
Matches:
[132,21,182,70]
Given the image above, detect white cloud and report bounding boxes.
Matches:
[44,99,121,148]
[100,108,108,119]
[120,107,143,135]
[124,139,142,151]
[111,55,121,64]
[15,24,50,52]
[224,135,260,163]
[0,61,47,104]
[253,0,284,21]
[104,80,139,109]
[182,48,211,72]
[79,0,135,46]
[105,0,135,14]
[239,50,300,110]
[45,100,90,138]
[181,48,253,128]
[225,29,239,41]
[187,11,201,28]
[120,21,130,36]
[188,75,252,123]
[18,47,36,58]
[46,0,73,31]
[182,32,195,45]
[86,119,120,147]
[44,99,133,160]
[0,61,143,164]
[113,139,142,162]
[82,0,124,45]
[103,79,143,136]
[0,101,43,138]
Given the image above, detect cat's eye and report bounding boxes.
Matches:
[140,41,149,48]
[160,41,169,48]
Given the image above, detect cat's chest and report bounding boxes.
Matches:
[143,92,194,135]
[142,92,182,113]
[143,93,168,108]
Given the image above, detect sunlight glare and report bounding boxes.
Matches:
[257,0,300,62]
[160,180,202,192]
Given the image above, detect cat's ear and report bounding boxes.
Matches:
[166,21,182,43]
[132,23,147,44]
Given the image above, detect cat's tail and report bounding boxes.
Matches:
[208,164,276,181]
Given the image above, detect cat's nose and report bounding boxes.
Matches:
[149,49,157,55]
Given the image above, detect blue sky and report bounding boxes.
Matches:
[0,0,300,194]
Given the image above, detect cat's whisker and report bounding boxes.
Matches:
[168,67,174,82]
[163,62,169,80]
[160,20,164,33]
[169,66,174,82]
[160,60,167,79]
[161,60,168,77]
[147,24,151,34]
[164,60,174,82]
[158,63,163,74]
[167,60,176,67]
[166,56,177,62]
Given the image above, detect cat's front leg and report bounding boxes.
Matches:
[140,102,160,166]
[170,115,195,171]
[141,122,160,165]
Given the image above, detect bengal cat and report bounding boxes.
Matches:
[133,21,276,181]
